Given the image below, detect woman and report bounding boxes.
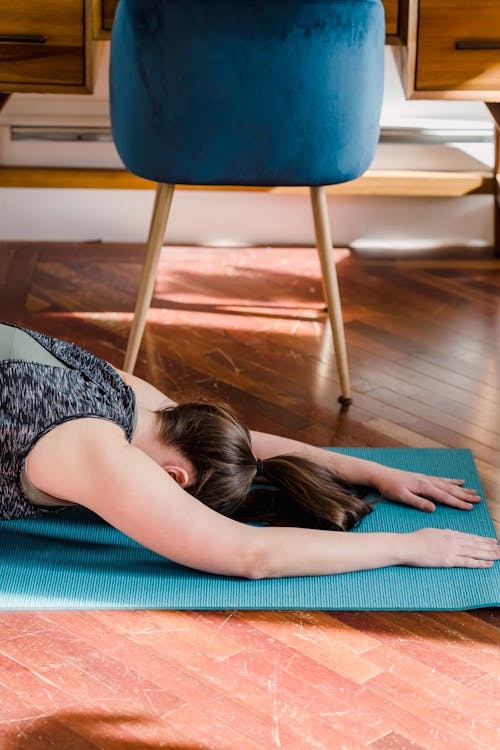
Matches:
[1,322,498,578]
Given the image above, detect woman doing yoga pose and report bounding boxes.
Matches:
[0,322,498,578]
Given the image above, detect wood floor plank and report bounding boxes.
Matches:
[79,612,316,750]
[369,387,500,447]
[185,611,389,746]
[134,615,379,746]
[0,717,97,750]
[467,672,500,696]
[347,319,494,387]
[369,732,427,750]
[363,647,496,747]
[332,611,492,681]
[192,613,491,750]
[0,246,39,312]
[118,611,372,749]
[230,610,383,682]
[424,611,500,645]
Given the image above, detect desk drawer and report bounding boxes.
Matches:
[96,1,399,41]
[0,0,85,89]
[101,0,119,32]
[416,0,500,91]
[383,0,400,37]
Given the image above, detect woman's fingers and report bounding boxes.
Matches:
[438,485,480,502]
[407,490,469,511]
[455,492,481,502]
[433,477,477,488]
[408,528,499,568]
[460,535,499,552]
[403,491,436,512]
[455,532,500,565]
[427,476,480,496]
[433,491,475,510]
[458,559,495,568]
[385,471,483,512]
[453,530,496,542]
[445,532,500,567]
[420,479,482,509]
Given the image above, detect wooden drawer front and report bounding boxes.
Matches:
[416,0,500,91]
[98,1,397,38]
[101,0,119,32]
[383,0,400,37]
[0,0,85,87]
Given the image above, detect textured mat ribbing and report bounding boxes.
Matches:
[0,448,498,611]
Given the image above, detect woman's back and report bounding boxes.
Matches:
[0,322,136,519]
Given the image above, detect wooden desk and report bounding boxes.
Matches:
[396,0,500,102]
[1,1,498,99]
[0,0,499,252]
[92,1,403,42]
[1,1,498,101]
[93,0,118,39]
[0,0,95,95]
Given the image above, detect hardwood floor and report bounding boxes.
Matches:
[0,241,499,749]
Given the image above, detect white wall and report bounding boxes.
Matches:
[0,47,494,249]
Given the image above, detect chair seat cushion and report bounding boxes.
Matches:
[110,0,385,187]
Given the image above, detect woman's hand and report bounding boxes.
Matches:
[403,528,500,568]
[372,466,481,512]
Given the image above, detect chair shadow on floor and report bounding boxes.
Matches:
[2,710,213,750]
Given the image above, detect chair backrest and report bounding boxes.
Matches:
[110,0,385,187]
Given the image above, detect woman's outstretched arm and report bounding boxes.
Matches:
[29,420,500,578]
[252,525,499,577]
[110,367,482,514]
[250,430,482,513]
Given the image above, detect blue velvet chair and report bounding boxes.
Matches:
[110,0,385,403]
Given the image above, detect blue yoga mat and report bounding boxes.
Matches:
[0,448,498,611]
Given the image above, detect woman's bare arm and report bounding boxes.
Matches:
[253,525,499,577]
[30,418,260,578]
[27,420,500,578]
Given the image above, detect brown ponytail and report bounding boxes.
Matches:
[251,454,372,530]
[156,402,373,532]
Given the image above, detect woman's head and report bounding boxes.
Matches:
[156,402,372,531]
[157,402,256,516]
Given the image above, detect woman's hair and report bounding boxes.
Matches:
[156,402,373,531]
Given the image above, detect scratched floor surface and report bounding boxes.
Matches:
[0,241,499,749]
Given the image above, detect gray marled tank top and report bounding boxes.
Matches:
[0,323,137,519]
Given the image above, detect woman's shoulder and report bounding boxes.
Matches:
[25,417,129,506]
[107,364,176,411]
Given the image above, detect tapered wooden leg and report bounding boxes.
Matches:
[124,183,175,372]
[310,185,352,404]
[491,111,499,258]
[0,93,11,114]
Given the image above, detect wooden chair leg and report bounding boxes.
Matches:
[493,115,499,258]
[124,182,175,372]
[309,185,352,404]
